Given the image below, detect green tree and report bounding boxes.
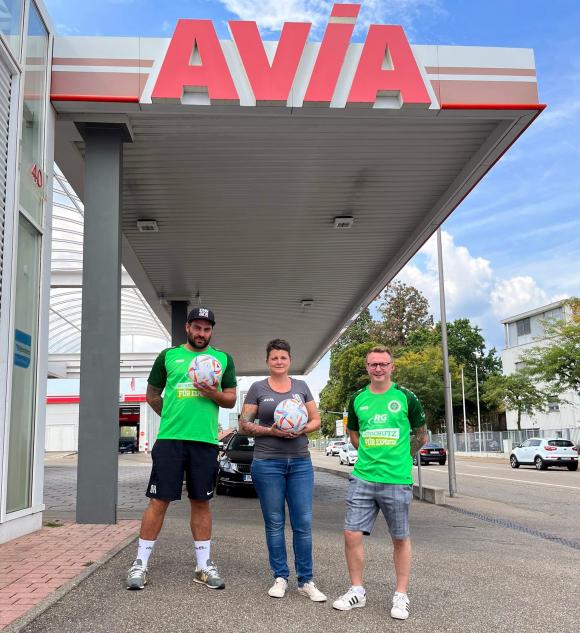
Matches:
[376,281,433,347]
[407,318,502,377]
[482,374,550,431]
[519,298,580,395]
[394,345,463,429]
[332,307,377,356]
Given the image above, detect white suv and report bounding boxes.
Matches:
[325,440,346,456]
[510,437,578,471]
[338,443,358,466]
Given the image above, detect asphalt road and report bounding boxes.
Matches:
[20,454,580,633]
[414,458,580,546]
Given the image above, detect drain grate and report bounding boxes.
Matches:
[445,505,580,551]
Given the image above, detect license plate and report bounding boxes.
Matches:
[243,474,252,482]
[430,450,439,454]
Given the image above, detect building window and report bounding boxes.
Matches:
[547,402,560,413]
[0,0,24,59]
[516,317,531,337]
[18,2,48,225]
[6,2,48,514]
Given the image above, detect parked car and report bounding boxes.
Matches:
[216,433,256,495]
[412,442,447,466]
[218,431,235,451]
[119,438,137,454]
[510,437,578,471]
[325,439,347,456]
[338,443,358,466]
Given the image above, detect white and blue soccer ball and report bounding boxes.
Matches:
[273,398,308,433]
[188,354,222,388]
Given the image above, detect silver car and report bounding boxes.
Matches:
[338,443,358,466]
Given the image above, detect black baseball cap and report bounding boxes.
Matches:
[187,307,215,325]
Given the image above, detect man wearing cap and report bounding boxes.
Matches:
[127,308,237,591]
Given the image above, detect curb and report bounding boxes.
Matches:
[313,465,446,504]
[2,531,139,633]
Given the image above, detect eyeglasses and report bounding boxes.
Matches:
[367,362,392,370]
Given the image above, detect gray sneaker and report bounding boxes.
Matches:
[193,559,225,589]
[127,559,147,590]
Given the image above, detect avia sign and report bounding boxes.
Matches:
[152,3,431,108]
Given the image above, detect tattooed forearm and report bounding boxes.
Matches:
[146,384,163,417]
[239,408,274,437]
[410,425,428,455]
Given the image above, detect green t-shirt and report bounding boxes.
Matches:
[148,345,237,444]
[347,382,425,484]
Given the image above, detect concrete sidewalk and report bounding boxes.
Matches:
[1,451,579,632]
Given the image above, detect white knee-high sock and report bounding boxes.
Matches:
[194,540,211,569]
[136,538,156,568]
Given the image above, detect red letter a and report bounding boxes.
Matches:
[348,25,430,108]
[152,20,238,104]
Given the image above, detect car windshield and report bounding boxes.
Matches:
[547,440,574,447]
[228,435,255,451]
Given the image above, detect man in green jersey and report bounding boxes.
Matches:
[127,307,237,591]
[332,346,428,620]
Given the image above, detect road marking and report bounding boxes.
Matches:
[423,468,580,491]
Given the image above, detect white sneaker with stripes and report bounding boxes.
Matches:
[332,587,366,611]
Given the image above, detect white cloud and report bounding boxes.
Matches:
[397,231,493,321]
[489,277,550,321]
[217,0,441,34]
[394,231,566,348]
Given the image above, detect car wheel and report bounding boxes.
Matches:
[509,455,519,469]
[439,459,446,466]
[567,462,578,471]
[216,484,227,495]
[339,457,343,465]
[534,456,547,470]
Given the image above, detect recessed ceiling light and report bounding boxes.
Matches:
[137,219,159,233]
[333,216,354,229]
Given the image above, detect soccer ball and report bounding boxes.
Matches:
[273,398,308,433]
[188,354,222,388]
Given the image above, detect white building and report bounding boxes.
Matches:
[501,300,579,431]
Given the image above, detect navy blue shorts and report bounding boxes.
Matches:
[146,439,219,501]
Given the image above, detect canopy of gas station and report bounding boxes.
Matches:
[47,3,543,523]
[51,4,543,376]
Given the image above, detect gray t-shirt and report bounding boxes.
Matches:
[244,378,314,459]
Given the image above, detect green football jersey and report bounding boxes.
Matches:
[347,383,425,484]
[148,345,237,444]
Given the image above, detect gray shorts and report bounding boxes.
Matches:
[345,475,413,539]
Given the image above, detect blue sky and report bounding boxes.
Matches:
[44,0,579,402]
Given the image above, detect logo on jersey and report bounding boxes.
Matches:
[388,401,402,413]
[362,428,399,447]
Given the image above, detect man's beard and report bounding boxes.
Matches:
[187,333,211,349]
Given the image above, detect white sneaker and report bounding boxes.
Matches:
[297,581,327,602]
[268,577,288,598]
[126,559,147,590]
[391,592,410,620]
[332,587,366,611]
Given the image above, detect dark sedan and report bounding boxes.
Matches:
[216,433,255,495]
[413,442,447,466]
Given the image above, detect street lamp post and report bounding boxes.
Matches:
[461,366,468,452]
[436,228,457,497]
[475,361,482,451]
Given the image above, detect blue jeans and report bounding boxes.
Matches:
[251,457,314,585]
